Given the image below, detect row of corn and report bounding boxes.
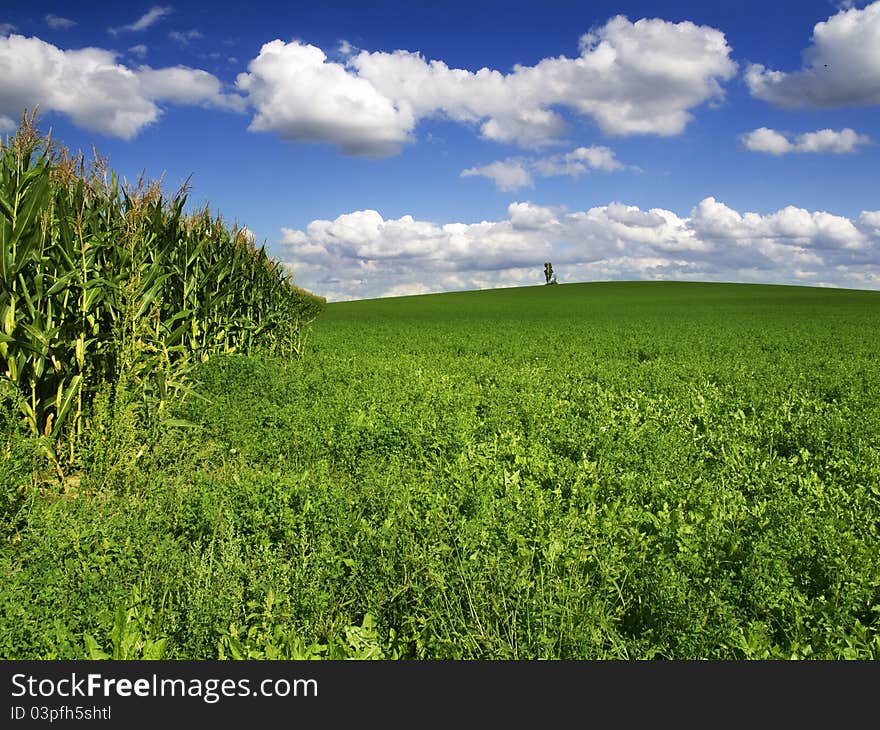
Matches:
[0,112,325,466]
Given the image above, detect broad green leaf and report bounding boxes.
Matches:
[50,374,82,439]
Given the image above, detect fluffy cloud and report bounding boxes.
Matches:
[746,1,880,108]
[740,127,793,155]
[136,65,244,110]
[236,40,415,157]
[689,197,868,253]
[533,146,625,176]
[508,202,560,230]
[278,199,880,301]
[742,127,871,154]
[0,34,243,139]
[463,146,627,191]
[237,15,736,156]
[0,24,16,36]
[461,159,534,191]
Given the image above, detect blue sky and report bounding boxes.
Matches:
[2,1,879,300]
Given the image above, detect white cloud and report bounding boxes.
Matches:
[0,36,155,138]
[0,114,15,133]
[278,198,880,301]
[462,146,627,191]
[0,34,243,139]
[238,15,736,155]
[742,127,870,154]
[110,6,173,35]
[136,65,245,111]
[461,159,533,191]
[740,127,793,155]
[746,1,880,108]
[508,202,560,230]
[690,197,868,252]
[0,24,16,36]
[353,16,736,144]
[236,40,415,157]
[129,44,148,57]
[796,128,871,152]
[380,282,433,298]
[45,15,77,30]
[533,146,625,177]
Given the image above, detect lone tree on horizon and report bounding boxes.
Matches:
[543,262,558,285]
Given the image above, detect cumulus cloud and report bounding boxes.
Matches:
[237,14,736,156]
[508,201,560,230]
[0,24,16,36]
[533,146,625,177]
[236,40,415,157]
[109,6,173,35]
[278,198,880,301]
[796,128,871,152]
[136,65,245,111]
[45,15,77,30]
[746,1,880,108]
[461,146,627,191]
[740,127,792,155]
[0,34,244,139]
[742,127,871,154]
[689,197,868,253]
[461,159,533,191]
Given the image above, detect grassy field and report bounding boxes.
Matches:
[2,281,880,659]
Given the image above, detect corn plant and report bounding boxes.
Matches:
[0,111,325,472]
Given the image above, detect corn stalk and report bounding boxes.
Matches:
[0,111,326,473]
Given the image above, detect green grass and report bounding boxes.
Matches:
[2,281,879,659]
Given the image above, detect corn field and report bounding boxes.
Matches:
[0,112,324,468]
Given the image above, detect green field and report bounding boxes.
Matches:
[2,281,880,659]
